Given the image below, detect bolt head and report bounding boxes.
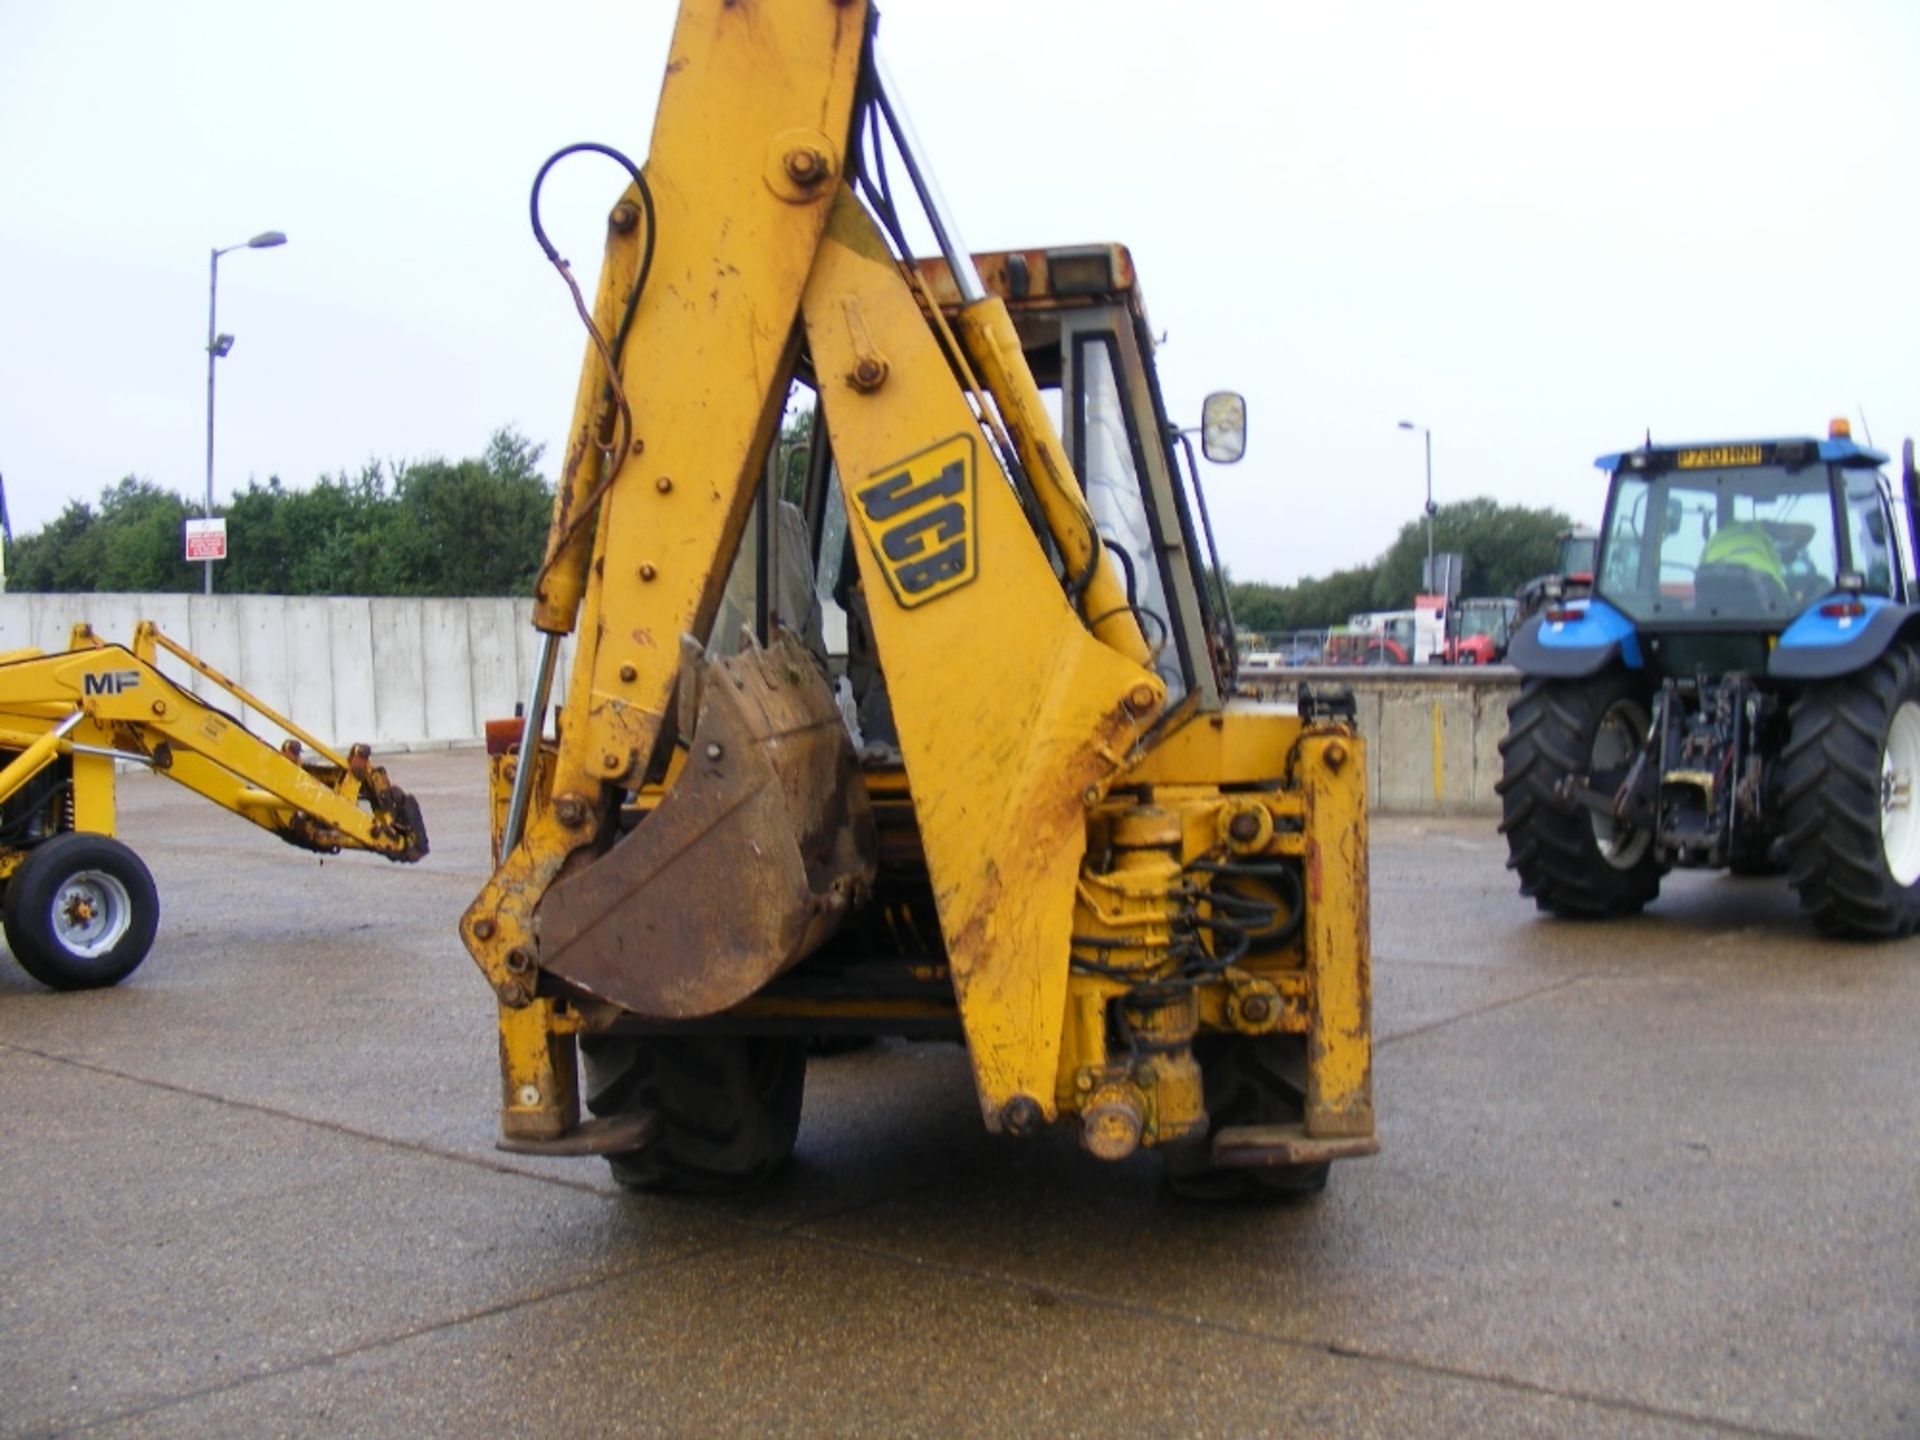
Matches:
[1000,1095,1043,1137]
[705,742,724,761]
[516,1084,542,1108]
[639,563,657,582]
[783,147,827,183]
[619,664,638,683]
[471,918,497,941]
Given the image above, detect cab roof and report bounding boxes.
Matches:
[1595,437,1889,472]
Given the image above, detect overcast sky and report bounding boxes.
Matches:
[3,1,1915,585]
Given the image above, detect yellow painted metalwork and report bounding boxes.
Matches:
[1295,729,1375,1137]
[803,188,1162,1125]
[498,998,582,1143]
[952,300,1151,667]
[132,620,355,771]
[1127,704,1309,787]
[462,0,870,1026]
[0,634,426,861]
[69,752,115,835]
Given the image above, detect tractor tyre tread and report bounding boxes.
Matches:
[1496,672,1661,917]
[1779,643,1920,938]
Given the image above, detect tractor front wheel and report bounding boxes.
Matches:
[1498,671,1662,917]
[580,1035,806,1193]
[1780,644,1920,937]
[2,833,160,991]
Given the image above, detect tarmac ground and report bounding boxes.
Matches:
[1,749,1915,1438]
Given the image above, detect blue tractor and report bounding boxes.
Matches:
[1499,422,1920,938]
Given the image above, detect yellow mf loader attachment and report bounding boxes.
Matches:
[462,0,1372,1198]
[0,620,428,990]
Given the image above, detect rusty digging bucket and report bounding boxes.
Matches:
[533,630,877,1019]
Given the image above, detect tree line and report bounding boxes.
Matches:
[1225,497,1575,635]
[9,429,553,596]
[8,431,1573,617]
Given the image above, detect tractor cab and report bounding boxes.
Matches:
[1520,423,1907,682]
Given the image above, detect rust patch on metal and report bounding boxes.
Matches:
[535,631,875,1018]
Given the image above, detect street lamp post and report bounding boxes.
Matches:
[204,230,287,594]
[1397,420,1435,592]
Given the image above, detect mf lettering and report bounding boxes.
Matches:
[82,670,142,697]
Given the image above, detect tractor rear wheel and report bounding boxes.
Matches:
[1779,643,1920,937]
[2,833,159,991]
[1498,671,1662,917]
[580,1035,806,1193]
[1163,1034,1330,1202]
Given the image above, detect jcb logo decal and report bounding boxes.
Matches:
[854,434,977,608]
[82,670,141,697]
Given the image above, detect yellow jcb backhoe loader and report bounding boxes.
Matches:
[462,0,1373,1198]
[0,621,428,990]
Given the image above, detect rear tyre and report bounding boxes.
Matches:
[580,1035,806,1193]
[1497,670,1662,917]
[1163,1034,1329,1202]
[1779,643,1920,938]
[2,833,159,991]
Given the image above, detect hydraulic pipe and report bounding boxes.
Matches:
[500,633,559,855]
[0,712,82,807]
[870,48,986,306]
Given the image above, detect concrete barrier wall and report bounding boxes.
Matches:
[0,595,1521,811]
[0,594,571,752]
[1253,666,1523,816]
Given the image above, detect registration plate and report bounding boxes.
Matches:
[1677,445,1764,469]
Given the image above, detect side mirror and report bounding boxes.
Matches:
[1199,391,1247,465]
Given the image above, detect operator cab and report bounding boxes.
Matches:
[911,245,1242,709]
[753,244,1244,728]
[1590,423,1900,675]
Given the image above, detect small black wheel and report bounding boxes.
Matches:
[2,833,160,991]
[580,1034,806,1193]
[1163,1034,1329,1202]
[1779,643,1920,937]
[1497,670,1663,917]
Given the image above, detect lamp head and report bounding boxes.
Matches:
[247,231,287,249]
